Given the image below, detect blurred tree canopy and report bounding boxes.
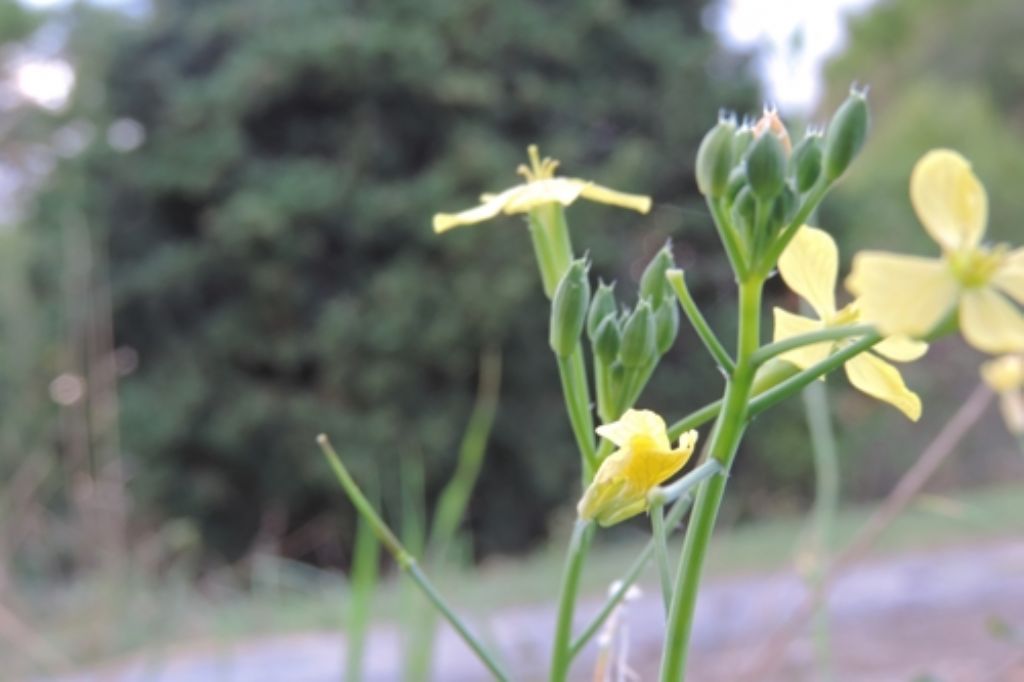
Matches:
[18,0,762,566]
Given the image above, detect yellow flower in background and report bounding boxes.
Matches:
[980,355,1024,435]
[847,149,1024,354]
[577,409,698,527]
[432,145,651,233]
[773,226,927,420]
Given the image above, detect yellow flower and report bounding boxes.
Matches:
[432,146,652,233]
[980,355,1024,435]
[773,225,927,420]
[577,409,698,527]
[847,149,1024,354]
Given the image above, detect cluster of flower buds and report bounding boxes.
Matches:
[695,87,869,271]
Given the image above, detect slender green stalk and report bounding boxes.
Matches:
[569,488,698,658]
[666,270,735,374]
[557,347,598,480]
[655,460,723,503]
[617,359,657,416]
[756,179,829,276]
[802,378,839,682]
[659,276,763,681]
[650,500,672,615]
[595,356,614,424]
[749,333,882,417]
[667,399,723,441]
[707,196,748,278]
[528,215,561,299]
[549,520,594,682]
[751,324,875,366]
[317,436,509,682]
[346,512,380,682]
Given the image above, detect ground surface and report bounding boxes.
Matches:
[40,538,1024,682]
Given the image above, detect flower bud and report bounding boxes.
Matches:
[695,117,736,198]
[587,280,617,341]
[752,108,791,155]
[654,299,680,355]
[731,185,756,237]
[744,131,787,202]
[732,120,755,159]
[592,315,621,365]
[549,257,591,357]
[618,300,656,369]
[790,133,823,192]
[770,185,797,227]
[639,243,675,308]
[725,166,747,204]
[823,88,869,182]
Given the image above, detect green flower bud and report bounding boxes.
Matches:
[744,131,787,202]
[587,280,617,341]
[639,243,675,308]
[732,120,755,159]
[695,116,736,198]
[725,166,747,205]
[549,257,591,357]
[593,315,621,365]
[618,300,656,369]
[770,185,797,227]
[823,88,869,182]
[790,133,823,192]
[654,300,680,355]
[731,185,756,237]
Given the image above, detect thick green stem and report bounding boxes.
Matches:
[557,346,598,481]
[549,520,594,682]
[659,276,763,681]
[666,269,735,374]
[802,378,839,681]
[317,436,510,681]
[650,500,672,615]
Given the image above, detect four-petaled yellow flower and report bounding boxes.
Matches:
[773,226,927,420]
[432,145,652,233]
[847,149,1024,354]
[980,355,1024,435]
[577,409,698,527]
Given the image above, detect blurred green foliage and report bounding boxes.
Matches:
[17,0,757,564]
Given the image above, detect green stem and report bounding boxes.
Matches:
[317,436,510,681]
[650,500,672,615]
[557,346,598,481]
[659,276,763,681]
[751,324,875,366]
[654,460,723,504]
[345,510,380,682]
[749,332,882,417]
[617,359,658,416]
[707,196,748,278]
[802,378,838,682]
[549,520,594,682]
[757,179,829,276]
[666,269,735,374]
[528,214,560,299]
[667,400,723,441]
[569,489,698,658]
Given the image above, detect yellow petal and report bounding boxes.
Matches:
[596,409,670,451]
[577,181,652,214]
[432,186,521,233]
[778,225,838,318]
[847,251,959,338]
[772,307,830,370]
[844,352,922,421]
[910,149,988,252]
[873,335,929,363]
[502,178,585,213]
[992,247,1024,306]
[959,288,1024,354]
[980,355,1024,392]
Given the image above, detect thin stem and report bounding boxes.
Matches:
[749,332,882,417]
[317,436,510,681]
[707,195,749,278]
[660,276,763,681]
[346,512,379,682]
[557,346,598,481]
[751,324,875,367]
[650,500,672,615]
[667,269,735,374]
[595,356,614,424]
[667,400,722,441]
[654,460,724,504]
[549,520,594,682]
[757,179,829,276]
[569,489,699,658]
[528,214,560,299]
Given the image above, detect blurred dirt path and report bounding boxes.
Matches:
[41,539,1024,682]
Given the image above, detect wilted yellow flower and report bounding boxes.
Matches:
[847,149,1024,354]
[980,355,1024,435]
[774,226,927,420]
[577,409,698,527]
[432,146,651,233]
